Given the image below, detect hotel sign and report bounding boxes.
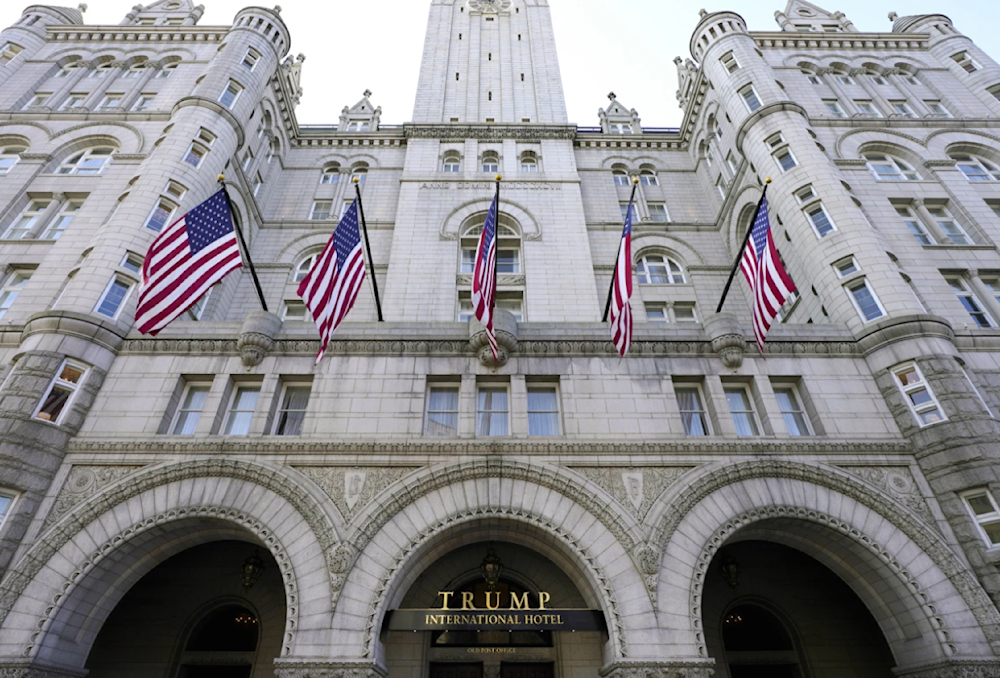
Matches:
[386,591,606,632]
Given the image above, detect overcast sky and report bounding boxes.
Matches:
[3,1,998,127]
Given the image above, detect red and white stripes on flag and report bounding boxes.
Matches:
[609,195,635,357]
[739,194,797,353]
[297,199,367,363]
[472,191,500,361]
[136,189,242,336]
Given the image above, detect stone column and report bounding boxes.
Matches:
[47,63,92,110]
[29,193,65,239]
[849,68,894,115]
[121,63,160,111]
[81,62,124,109]
[816,68,855,115]
[911,199,949,244]
[887,69,932,117]
[969,272,1000,326]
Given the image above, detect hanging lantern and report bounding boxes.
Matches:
[241,550,265,593]
[480,545,503,591]
[719,555,740,590]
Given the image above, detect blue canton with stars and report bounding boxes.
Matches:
[186,190,235,255]
[750,195,771,261]
[335,200,362,272]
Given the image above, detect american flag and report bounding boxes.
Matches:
[136,189,242,335]
[472,192,500,361]
[739,194,797,353]
[297,198,367,363]
[609,194,634,357]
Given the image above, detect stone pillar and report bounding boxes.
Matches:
[81,62,124,109]
[969,272,1000,326]
[47,63,92,110]
[121,62,160,111]
[849,68,895,115]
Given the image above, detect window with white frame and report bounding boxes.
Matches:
[720,51,740,73]
[0,489,17,532]
[170,381,211,434]
[58,147,114,175]
[443,154,461,172]
[961,490,1000,546]
[890,101,916,118]
[90,62,116,79]
[476,385,509,436]
[610,123,633,134]
[58,93,86,111]
[182,128,215,168]
[893,362,946,426]
[158,62,178,78]
[739,85,762,112]
[952,51,982,73]
[274,382,311,435]
[186,287,212,320]
[241,47,261,71]
[352,167,367,185]
[0,146,25,174]
[776,290,800,323]
[637,254,685,284]
[97,93,124,111]
[869,72,886,86]
[805,201,836,238]
[833,256,859,278]
[44,199,83,240]
[639,169,658,186]
[346,120,371,132]
[95,275,134,319]
[4,199,51,239]
[33,361,88,424]
[0,42,24,65]
[0,269,31,320]
[310,200,333,221]
[340,200,353,218]
[22,93,51,109]
[482,153,499,173]
[675,384,710,436]
[726,153,738,175]
[927,206,971,244]
[527,384,560,436]
[946,276,994,327]
[293,254,318,282]
[253,173,262,196]
[645,302,667,322]
[773,383,811,436]
[612,169,629,187]
[716,175,727,198]
[864,153,920,181]
[424,383,459,436]
[131,93,155,112]
[802,70,820,85]
[925,100,952,117]
[774,146,797,173]
[223,383,261,435]
[218,80,243,109]
[648,203,669,223]
[846,278,886,322]
[855,100,882,118]
[724,385,759,436]
[320,165,340,183]
[460,222,520,273]
[620,202,637,222]
[896,206,935,245]
[145,197,177,232]
[520,153,538,172]
[834,71,854,85]
[121,62,148,79]
[459,293,523,322]
[674,303,697,322]
[282,299,308,321]
[951,154,1000,181]
[824,100,846,117]
[121,252,143,274]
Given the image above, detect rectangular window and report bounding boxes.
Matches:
[724,386,759,436]
[947,277,994,327]
[648,203,670,222]
[891,101,916,118]
[794,185,816,204]
[131,94,155,112]
[477,386,509,436]
[927,206,971,245]
[121,252,143,273]
[58,93,86,111]
[223,384,260,435]
[242,148,254,171]
[459,295,524,323]
[0,269,31,319]
[726,152,738,174]
[952,51,981,73]
[847,278,886,322]
[0,489,17,532]
[218,80,243,109]
[824,100,846,117]
[34,361,87,424]
[926,100,952,117]
[5,199,51,239]
[720,51,740,73]
[95,275,134,319]
[871,74,886,85]
[806,202,836,237]
[774,384,811,436]
[716,175,727,198]
[961,490,1000,546]
[645,302,667,322]
[253,174,262,197]
[893,362,945,426]
[23,93,50,109]
[740,85,762,112]
[170,382,211,434]
[183,142,208,168]
[765,133,785,150]
[619,202,637,221]
[527,385,560,436]
[310,200,333,220]
[186,288,211,320]
[776,290,800,323]
[836,74,854,85]
[44,200,83,240]
[896,206,934,245]
[98,93,123,111]
[274,383,311,435]
[856,101,882,118]
[675,384,709,436]
[241,48,261,71]
[833,256,859,278]
[145,198,177,232]
[674,303,697,322]
[774,148,798,172]
[424,384,459,436]
[282,299,308,321]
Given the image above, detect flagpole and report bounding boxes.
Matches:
[354,176,384,322]
[218,174,268,313]
[603,177,638,323]
[493,174,501,318]
[715,177,771,314]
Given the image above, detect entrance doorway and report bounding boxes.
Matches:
[430,664,484,678]
[501,662,555,678]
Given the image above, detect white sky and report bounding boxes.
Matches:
[2,1,998,127]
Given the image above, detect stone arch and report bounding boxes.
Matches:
[343,153,379,169]
[834,127,925,160]
[650,460,1000,666]
[441,198,541,241]
[855,139,928,178]
[927,129,1000,158]
[631,233,705,268]
[276,233,334,266]
[0,122,51,149]
[50,122,144,153]
[724,186,765,258]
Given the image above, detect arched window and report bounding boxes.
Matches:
[612,169,629,187]
[0,146,26,175]
[178,604,260,677]
[320,165,340,184]
[157,62,178,78]
[352,166,368,185]
[722,603,803,676]
[121,61,149,79]
[294,253,319,282]
[89,62,117,79]
[55,61,83,78]
[520,152,538,173]
[639,169,658,186]
[443,154,461,172]
[461,221,520,274]
[863,153,921,181]
[950,154,1000,181]
[637,254,685,284]
[482,153,499,173]
[58,147,115,175]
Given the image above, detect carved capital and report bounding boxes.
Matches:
[703,311,745,369]
[237,311,281,367]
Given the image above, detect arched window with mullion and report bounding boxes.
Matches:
[637,253,685,284]
[460,220,520,275]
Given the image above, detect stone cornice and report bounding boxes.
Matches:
[751,31,928,50]
[404,124,578,141]
[47,25,228,42]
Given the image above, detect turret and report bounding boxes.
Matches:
[0,4,85,89]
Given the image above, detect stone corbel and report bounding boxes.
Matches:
[704,311,746,369]
[238,311,281,367]
[469,307,517,367]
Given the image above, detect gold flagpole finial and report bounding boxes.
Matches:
[495,174,502,182]
[217,174,225,182]
[765,177,772,184]
[632,176,639,185]
[353,176,360,184]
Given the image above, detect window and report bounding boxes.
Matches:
[637,254,685,284]
[870,74,886,85]
[122,63,148,79]
[520,155,537,172]
[893,363,945,426]
[927,206,971,244]
[459,295,523,322]
[962,491,1000,546]
[346,120,371,132]
[639,170,658,186]
[58,147,114,175]
[610,123,633,134]
[833,256,859,278]
[97,93,124,111]
[991,85,1000,102]
[90,62,116,79]
[294,254,318,282]
[121,252,143,273]
[95,275,134,319]
[477,386,509,436]
[241,47,261,71]
[186,287,211,320]
[806,202,836,238]
[145,198,177,232]
[34,361,87,424]
[740,85,762,112]
[158,62,178,78]
[274,383,310,435]
[648,203,669,222]
[218,80,243,109]
[720,51,740,73]
[58,93,86,111]
[183,142,208,168]
[864,153,920,181]
[890,101,916,118]
[982,277,1000,305]
[425,384,459,436]
[0,42,24,65]
[724,386,759,436]
[527,385,560,436]
[896,206,934,245]
[856,101,882,118]
[835,72,854,85]
[170,382,211,434]
[620,202,637,221]
[5,200,51,239]
[951,154,1000,181]
[674,304,697,322]
[645,302,667,322]
[22,93,51,109]
[774,385,810,436]
[0,489,17,532]
[774,147,797,172]
[952,51,981,73]
[310,200,333,220]
[223,384,260,435]
[716,175,727,198]
[675,385,709,435]
[612,170,630,187]
[947,277,994,327]
[803,71,820,85]
[794,185,816,204]
[0,146,24,174]
[282,299,308,321]
[253,173,262,196]
[847,278,885,322]
[926,101,952,117]
[482,154,499,173]
[353,167,368,185]
[320,166,340,184]
[726,153,738,174]
[44,200,83,240]
[0,269,31,319]
[443,155,461,172]
[776,290,800,323]
[824,100,846,118]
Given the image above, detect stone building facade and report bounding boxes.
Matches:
[0,0,1000,676]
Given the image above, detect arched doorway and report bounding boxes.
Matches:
[85,540,285,678]
[703,541,894,678]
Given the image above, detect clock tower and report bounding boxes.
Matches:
[412,0,568,124]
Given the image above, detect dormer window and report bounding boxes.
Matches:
[346,120,371,132]
[610,123,633,134]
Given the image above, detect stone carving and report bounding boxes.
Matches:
[237,311,282,367]
[838,466,937,527]
[0,664,88,678]
[622,472,643,510]
[406,125,577,141]
[296,466,418,522]
[599,660,716,678]
[42,465,145,531]
[891,659,1000,677]
[570,466,691,520]
[274,661,387,678]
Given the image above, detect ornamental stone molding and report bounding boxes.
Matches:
[294,466,420,522]
[893,659,1000,677]
[273,661,387,678]
[598,660,716,678]
[237,311,282,367]
[469,308,517,367]
[405,124,577,141]
[703,312,745,369]
[568,466,693,521]
[0,663,87,678]
[837,465,937,527]
[41,465,146,531]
